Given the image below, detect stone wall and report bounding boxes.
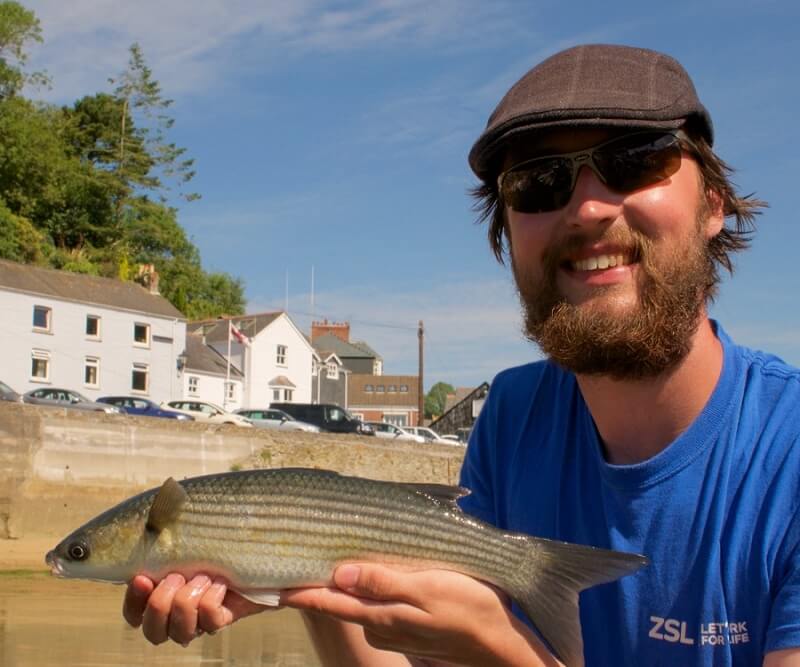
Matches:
[0,402,465,540]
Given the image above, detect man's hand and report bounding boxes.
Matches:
[122,574,268,646]
[282,564,559,667]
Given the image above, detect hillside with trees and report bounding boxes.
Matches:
[0,1,244,318]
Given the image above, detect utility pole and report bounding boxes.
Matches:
[418,320,424,426]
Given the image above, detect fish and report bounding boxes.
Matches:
[46,467,647,667]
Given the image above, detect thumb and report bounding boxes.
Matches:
[334,564,416,604]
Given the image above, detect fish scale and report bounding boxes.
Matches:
[47,467,649,667]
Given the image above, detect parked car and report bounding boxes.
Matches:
[98,396,194,421]
[365,421,426,443]
[23,387,125,414]
[270,403,374,435]
[234,408,320,433]
[440,434,466,444]
[163,400,253,427]
[0,380,22,403]
[404,426,450,443]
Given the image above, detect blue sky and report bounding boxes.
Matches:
[26,0,800,390]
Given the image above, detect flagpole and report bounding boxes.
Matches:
[225,319,232,409]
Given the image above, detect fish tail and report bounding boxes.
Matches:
[505,537,648,667]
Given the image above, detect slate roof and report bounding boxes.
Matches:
[312,333,381,360]
[187,312,282,344]
[348,374,419,408]
[184,333,243,377]
[0,259,184,319]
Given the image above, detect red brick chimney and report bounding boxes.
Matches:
[312,319,350,342]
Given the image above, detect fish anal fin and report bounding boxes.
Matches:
[235,588,282,606]
[146,477,188,534]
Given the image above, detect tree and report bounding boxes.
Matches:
[108,43,198,209]
[0,1,47,98]
[425,382,455,419]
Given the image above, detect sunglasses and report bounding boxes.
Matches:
[497,130,693,214]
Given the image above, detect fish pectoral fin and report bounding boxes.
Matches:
[146,477,188,533]
[235,588,282,606]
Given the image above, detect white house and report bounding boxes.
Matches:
[0,259,187,401]
[187,312,315,409]
[181,331,245,410]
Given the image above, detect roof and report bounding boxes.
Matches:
[312,333,381,360]
[187,312,282,344]
[443,387,479,414]
[268,375,296,388]
[430,382,490,427]
[0,259,184,319]
[348,374,419,408]
[184,333,243,377]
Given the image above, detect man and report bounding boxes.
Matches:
[123,45,800,666]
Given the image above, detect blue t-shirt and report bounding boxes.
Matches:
[459,323,800,666]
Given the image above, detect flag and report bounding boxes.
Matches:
[230,321,251,347]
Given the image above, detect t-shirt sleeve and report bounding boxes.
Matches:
[765,502,800,652]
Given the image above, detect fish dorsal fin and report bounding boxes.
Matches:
[146,477,188,533]
[400,482,470,508]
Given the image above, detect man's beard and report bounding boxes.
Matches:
[513,218,716,380]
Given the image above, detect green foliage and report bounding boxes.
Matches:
[0,4,243,320]
[425,382,455,419]
[0,1,47,98]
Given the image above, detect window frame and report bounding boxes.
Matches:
[131,363,149,393]
[33,305,52,332]
[187,376,199,395]
[133,322,151,348]
[84,357,100,388]
[85,314,101,339]
[30,349,50,383]
[276,344,288,366]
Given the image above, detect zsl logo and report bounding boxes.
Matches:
[649,616,695,645]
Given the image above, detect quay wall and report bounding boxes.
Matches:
[0,402,465,541]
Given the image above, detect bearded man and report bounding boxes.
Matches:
[123,45,800,667]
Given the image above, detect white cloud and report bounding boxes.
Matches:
[26,0,519,102]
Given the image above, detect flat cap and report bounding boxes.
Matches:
[469,44,713,179]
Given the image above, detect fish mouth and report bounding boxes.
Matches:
[45,550,66,577]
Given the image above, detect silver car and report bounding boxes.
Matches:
[0,380,22,403]
[234,408,320,433]
[364,421,426,443]
[23,387,124,414]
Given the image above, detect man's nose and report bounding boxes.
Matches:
[562,165,622,230]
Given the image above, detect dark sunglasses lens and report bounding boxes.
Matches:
[500,158,575,213]
[594,133,683,192]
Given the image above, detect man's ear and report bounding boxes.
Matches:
[704,189,725,239]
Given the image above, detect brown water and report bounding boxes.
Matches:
[0,573,321,667]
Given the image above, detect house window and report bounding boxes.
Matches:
[326,362,339,380]
[132,363,149,392]
[399,384,409,392]
[225,382,235,401]
[276,344,287,365]
[33,305,51,331]
[84,357,99,387]
[31,350,50,381]
[283,389,293,401]
[134,323,150,346]
[272,389,281,401]
[364,384,374,393]
[188,376,199,395]
[373,360,383,375]
[86,315,101,338]
[388,385,397,392]
[384,413,407,427]
[376,385,385,393]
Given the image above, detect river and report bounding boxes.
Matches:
[0,573,320,666]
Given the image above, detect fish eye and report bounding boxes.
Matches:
[67,541,90,561]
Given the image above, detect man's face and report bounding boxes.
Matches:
[504,128,724,379]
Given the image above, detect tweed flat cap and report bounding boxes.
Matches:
[469,44,713,179]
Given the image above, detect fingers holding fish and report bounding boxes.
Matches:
[168,575,212,645]
[123,575,155,628]
[142,573,187,645]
